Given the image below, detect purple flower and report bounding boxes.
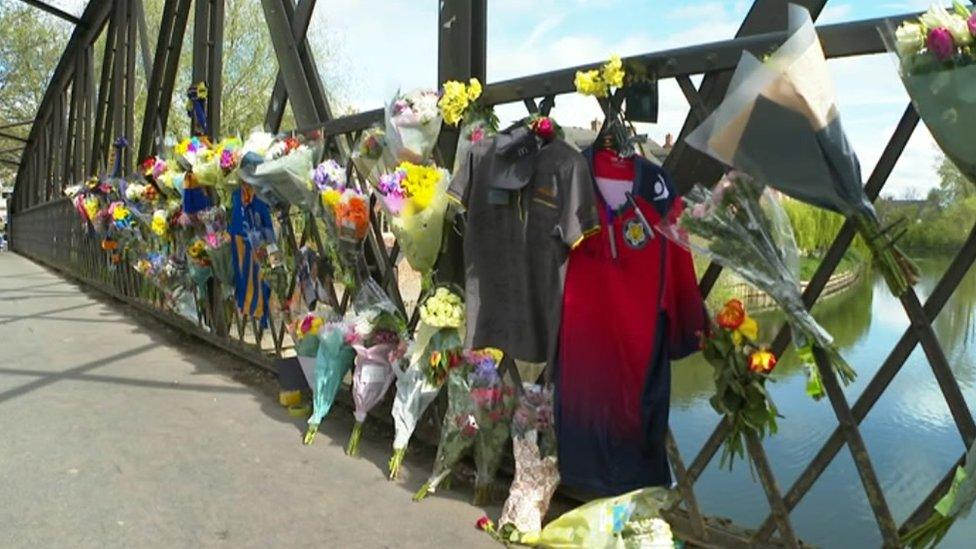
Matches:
[470,361,500,387]
[928,27,955,62]
[968,13,976,37]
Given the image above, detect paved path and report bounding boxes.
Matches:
[0,252,496,548]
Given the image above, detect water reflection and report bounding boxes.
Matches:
[669,256,976,547]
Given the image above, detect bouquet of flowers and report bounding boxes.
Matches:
[686,4,918,297]
[885,2,976,188]
[345,281,408,456]
[239,132,316,209]
[315,159,371,282]
[257,243,294,317]
[291,312,326,386]
[192,137,241,188]
[303,317,357,445]
[185,238,213,294]
[498,384,560,536]
[198,207,234,286]
[703,299,779,469]
[385,88,442,163]
[173,136,209,173]
[373,162,451,276]
[469,349,519,505]
[438,78,498,173]
[412,358,478,502]
[484,487,676,548]
[657,172,853,399]
[141,155,179,199]
[351,126,395,186]
[574,54,626,98]
[388,286,465,479]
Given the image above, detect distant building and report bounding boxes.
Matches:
[561,120,672,165]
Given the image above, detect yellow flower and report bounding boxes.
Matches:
[466,78,482,101]
[575,55,626,97]
[482,347,503,363]
[731,316,759,346]
[83,197,100,222]
[112,204,130,222]
[175,139,191,156]
[151,210,168,237]
[321,188,342,208]
[574,69,606,97]
[602,55,625,89]
[400,162,441,211]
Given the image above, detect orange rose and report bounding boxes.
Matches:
[716,299,745,330]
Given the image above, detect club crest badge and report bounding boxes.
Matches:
[623,218,650,249]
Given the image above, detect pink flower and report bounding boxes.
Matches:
[204,232,221,248]
[469,127,485,143]
[475,516,494,532]
[219,149,235,171]
[300,315,314,334]
[927,27,955,62]
[691,203,709,219]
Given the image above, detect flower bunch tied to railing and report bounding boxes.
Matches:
[657,171,853,400]
[704,299,779,469]
[388,286,465,479]
[887,2,976,189]
[438,77,498,173]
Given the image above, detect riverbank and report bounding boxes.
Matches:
[704,252,866,311]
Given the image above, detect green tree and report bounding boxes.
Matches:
[0,0,345,187]
[0,4,71,187]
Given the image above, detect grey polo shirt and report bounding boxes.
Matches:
[448,134,600,364]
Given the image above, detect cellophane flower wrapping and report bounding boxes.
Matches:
[291,312,326,388]
[499,384,560,535]
[883,4,976,184]
[351,126,396,186]
[345,279,406,455]
[375,164,451,274]
[316,160,370,283]
[308,319,356,427]
[686,3,917,297]
[516,487,676,548]
[469,350,519,505]
[247,141,316,209]
[389,286,465,479]
[416,364,479,499]
[385,88,443,163]
[656,172,854,396]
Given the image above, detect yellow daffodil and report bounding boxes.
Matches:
[603,55,625,88]
[438,78,483,126]
[575,54,626,97]
[732,316,758,346]
[574,69,606,97]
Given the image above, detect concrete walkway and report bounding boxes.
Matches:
[0,252,496,548]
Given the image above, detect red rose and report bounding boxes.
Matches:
[532,117,556,141]
[475,516,494,531]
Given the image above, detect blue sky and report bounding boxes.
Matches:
[312,0,939,198]
[52,0,939,197]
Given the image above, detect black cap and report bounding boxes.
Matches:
[489,125,541,190]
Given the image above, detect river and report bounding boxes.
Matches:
[669,257,976,547]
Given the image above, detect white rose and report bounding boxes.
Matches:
[895,22,925,56]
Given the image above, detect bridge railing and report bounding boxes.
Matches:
[11,1,976,547]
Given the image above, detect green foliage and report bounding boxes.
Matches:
[782,197,868,257]
[884,155,976,253]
